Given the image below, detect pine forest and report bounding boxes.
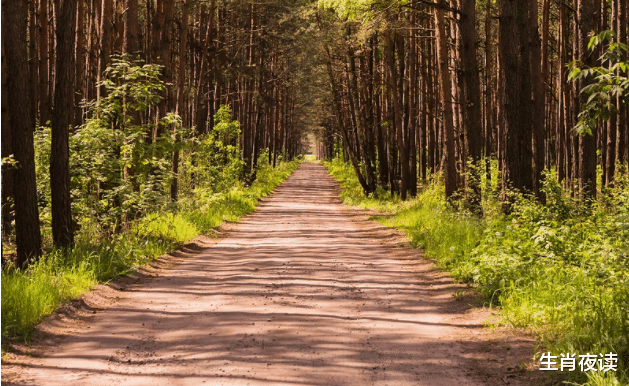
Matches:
[1,0,628,385]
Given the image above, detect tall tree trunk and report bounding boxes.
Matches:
[461,0,483,212]
[408,16,418,198]
[435,2,457,200]
[2,0,43,266]
[194,0,216,137]
[499,0,534,210]
[98,0,113,99]
[161,0,175,112]
[484,0,493,185]
[557,0,567,183]
[1,41,14,237]
[51,0,78,249]
[74,0,85,125]
[171,0,190,202]
[615,0,627,168]
[530,0,546,202]
[39,0,51,124]
[123,0,139,56]
[29,0,38,121]
[577,0,598,200]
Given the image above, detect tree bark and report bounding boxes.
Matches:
[435,2,457,200]
[1,40,14,237]
[577,0,598,200]
[499,0,534,209]
[615,0,627,168]
[123,0,139,56]
[51,0,78,249]
[530,0,546,202]
[39,0,51,124]
[98,0,113,99]
[75,0,85,125]
[484,0,493,185]
[171,0,190,202]
[460,0,483,212]
[2,0,43,266]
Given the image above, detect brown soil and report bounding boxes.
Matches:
[2,163,545,385]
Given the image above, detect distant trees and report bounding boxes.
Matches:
[317,0,628,209]
[1,0,316,267]
[1,0,628,265]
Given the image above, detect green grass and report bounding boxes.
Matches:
[325,158,629,386]
[1,160,299,343]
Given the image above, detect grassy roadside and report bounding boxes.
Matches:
[1,160,300,344]
[325,158,629,386]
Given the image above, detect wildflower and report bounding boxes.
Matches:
[450,246,455,251]
[506,225,512,230]
[495,231,501,236]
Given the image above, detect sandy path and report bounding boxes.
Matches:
[3,163,537,385]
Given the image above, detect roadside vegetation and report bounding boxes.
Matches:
[326,158,629,386]
[1,58,300,343]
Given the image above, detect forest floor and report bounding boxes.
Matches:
[2,163,546,385]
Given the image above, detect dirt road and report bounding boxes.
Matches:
[3,163,538,385]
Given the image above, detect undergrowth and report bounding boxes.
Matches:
[1,160,299,342]
[325,158,629,386]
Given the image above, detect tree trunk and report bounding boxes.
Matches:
[557,0,567,183]
[39,0,51,124]
[615,0,627,168]
[51,0,78,249]
[577,0,598,200]
[435,2,457,200]
[2,0,43,266]
[123,0,139,56]
[530,0,546,202]
[461,0,483,212]
[194,0,216,137]
[75,0,85,125]
[499,0,534,209]
[98,0,113,99]
[171,0,190,202]
[484,0,493,185]
[1,41,14,237]
[29,0,38,121]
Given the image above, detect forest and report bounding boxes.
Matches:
[1,0,628,385]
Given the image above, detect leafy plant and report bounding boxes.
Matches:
[70,55,186,231]
[568,30,629,136]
